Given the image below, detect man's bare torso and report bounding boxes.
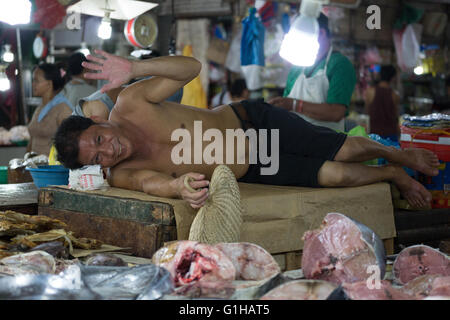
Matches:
[109,99,250,180]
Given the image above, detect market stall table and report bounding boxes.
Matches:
[0,182,38,215]
[37,182,397,270]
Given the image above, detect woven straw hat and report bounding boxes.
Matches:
[188,165,242,244]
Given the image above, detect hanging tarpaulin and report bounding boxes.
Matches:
[32,0,68,29]
[241,7,265,91]
[180,45,208,109]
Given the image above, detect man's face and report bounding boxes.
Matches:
[77,123,129,168]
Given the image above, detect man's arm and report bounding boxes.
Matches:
[294,101,346,122]
[268,97,346,122]
[83,50,201,103]
[109,167,210,209]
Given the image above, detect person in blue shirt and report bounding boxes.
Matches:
[27,63,74,156]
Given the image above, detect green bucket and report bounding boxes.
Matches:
[0,166,8,184]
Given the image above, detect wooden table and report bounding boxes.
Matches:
[394,207,450,251]
[0,182,38,215]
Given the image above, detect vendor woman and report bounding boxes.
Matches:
[269,13,356,132]
[27,63,74,156]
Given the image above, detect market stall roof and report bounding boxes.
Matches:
[67,0,159,20]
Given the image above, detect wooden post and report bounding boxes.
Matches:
[383,238,394,255]
[285,251,302,271]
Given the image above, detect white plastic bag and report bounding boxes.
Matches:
[68,165,109,191]
[393,23,423,72]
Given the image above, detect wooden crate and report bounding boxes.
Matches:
[38,187,177,258]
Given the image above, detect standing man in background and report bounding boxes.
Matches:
[211,79,249,108]
[62,52,97,109]
[269,13,356,132]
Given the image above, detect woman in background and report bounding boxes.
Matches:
[365,65,400,142]
[27,63,73,156]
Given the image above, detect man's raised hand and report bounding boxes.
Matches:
[82,49,133,93]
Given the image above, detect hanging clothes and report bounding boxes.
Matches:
[240,7,265,91]
[180,45,207,109]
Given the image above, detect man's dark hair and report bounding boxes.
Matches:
[35,63,66,91]
[380,65,397,82]
[230,79,247,97]
[53,115,95,169]
[67,52,88,77]
[318,12,330,37]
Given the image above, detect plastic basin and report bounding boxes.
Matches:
[26,165,69,188]
[0,166,7,184]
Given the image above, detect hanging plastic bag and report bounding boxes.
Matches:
[180,45,208,109]
[225,24,243,74]
[241,7,265,90]
[393,24,422,72]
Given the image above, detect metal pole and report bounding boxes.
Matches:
[15,27,27,125]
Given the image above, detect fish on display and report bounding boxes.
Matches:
[260,279,338,300]
[328,280,415,300]
[393,244,450,285]
[0,251,56,275]
[84,253,127,267]
[214,242,280,281]
[400,274,450,299]
[301,212,386,285]
[152,240,236,286]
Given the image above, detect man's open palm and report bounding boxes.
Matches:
[82,49,133,93]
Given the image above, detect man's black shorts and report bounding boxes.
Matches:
[229,99,347,187]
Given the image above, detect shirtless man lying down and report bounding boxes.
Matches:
[54,50,440,209]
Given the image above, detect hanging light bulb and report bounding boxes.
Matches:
[0,0,31,25]
[279,0,325,66]
[98,11,112,40]
[0,71,10,91]
[78,42,90,56]
[414,65,424,75]
[2,45,14,63]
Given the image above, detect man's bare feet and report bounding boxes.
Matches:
[395,148,440,177]
[391,166,432,208]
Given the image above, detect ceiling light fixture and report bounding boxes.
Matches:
[78,42,90,56]
[279,0,329,66]
[98,9,113,40]
[0,70,10,91]
[2,45,14,63]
